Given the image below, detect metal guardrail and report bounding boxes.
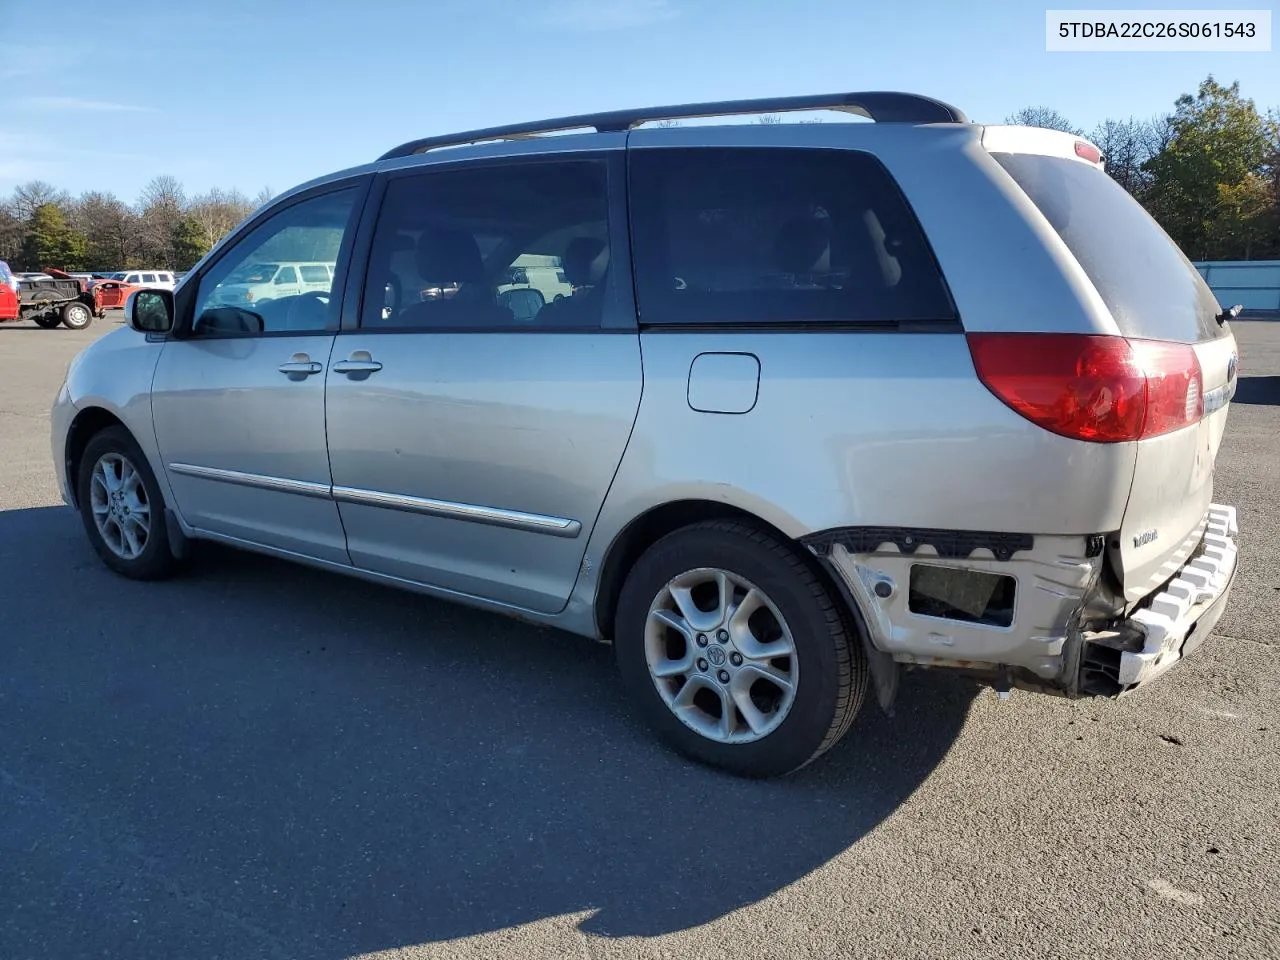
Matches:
[1192,260,1280,318]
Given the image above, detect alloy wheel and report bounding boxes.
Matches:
[89,453,151,560]
[644,567,799,744]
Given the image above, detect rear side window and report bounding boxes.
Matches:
[299,265,329,282]
[628,147,956,326]
[361,157,611,330]
[275,266,298,283]
[992,153,1226,344]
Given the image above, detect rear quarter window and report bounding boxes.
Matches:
[628,147,957,326]
[992,153,1227,344]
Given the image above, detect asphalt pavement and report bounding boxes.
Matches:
[1,313,1278,960]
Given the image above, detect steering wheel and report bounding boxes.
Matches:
[278,290,332,331]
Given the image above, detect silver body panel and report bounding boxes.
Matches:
[150,334,351,565]
[50,117,1238,696]
[323,331,642,613]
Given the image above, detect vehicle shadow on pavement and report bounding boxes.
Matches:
[1233,375,1280,406]
[0,505,974,957]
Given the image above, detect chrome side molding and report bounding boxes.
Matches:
[167,463,581,538]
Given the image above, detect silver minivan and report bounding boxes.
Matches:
[51,92,1240,777]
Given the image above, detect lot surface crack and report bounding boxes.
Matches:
[1216,633,1277,649]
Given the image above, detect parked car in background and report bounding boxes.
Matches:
[204,261,336,310]
[3,270,99,328]
[0,261,17,320]
[51,91,1241,778]
[16,272,54,284]
[91,277,141,310]
[91,270,178,291]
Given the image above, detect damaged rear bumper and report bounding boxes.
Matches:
[804,504,1239,701]
[1080,504,1238,695]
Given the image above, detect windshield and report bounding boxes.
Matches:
[992,152,1227,344]
[226,263,279,284]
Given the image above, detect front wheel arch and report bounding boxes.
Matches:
[64,407,131,510]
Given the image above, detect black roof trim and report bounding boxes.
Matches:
[377,91,968,160]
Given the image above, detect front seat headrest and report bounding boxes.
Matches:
[561,237,609,287]
[416,225,486,284]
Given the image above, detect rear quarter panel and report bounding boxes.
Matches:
[578,327,1136,549]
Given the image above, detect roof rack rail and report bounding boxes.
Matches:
[377,91,968,161]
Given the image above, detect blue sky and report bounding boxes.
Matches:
[2,0,1276,204]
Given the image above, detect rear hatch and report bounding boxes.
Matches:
[987,137,1238,605]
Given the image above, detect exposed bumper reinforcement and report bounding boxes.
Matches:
[1085,504,1238,694]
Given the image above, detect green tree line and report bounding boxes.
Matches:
[0,176,272,273]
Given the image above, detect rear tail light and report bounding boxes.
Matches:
[1074,140,1102,164]
[967,333,1203,443]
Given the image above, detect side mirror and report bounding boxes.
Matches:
[126,289,174,334]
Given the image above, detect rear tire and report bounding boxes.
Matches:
[614,519,868,778]
[61,301,93,330]
[76,426,177,581]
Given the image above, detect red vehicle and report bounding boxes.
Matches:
[91,276,142,309]
[0,265,103,329]
[0,261,17,322]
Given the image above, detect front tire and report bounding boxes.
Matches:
[61,301,93,329]
[76,426,177,580]
[33,313,61,329]
[614,520,868,778]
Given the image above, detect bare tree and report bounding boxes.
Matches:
[71,191,140,269]
[1090,117,1159,196]
[653,118,681,128]
[1004,106,1083,136]
[1145,112,1177,155]
[186,187,255,249]
[136,175,187,267]
[138,174,186,213]
[10,180,69,221]
[0,207,23,262]
[757,113,784,125]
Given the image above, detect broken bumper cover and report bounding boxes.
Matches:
[1107,504,1239,691]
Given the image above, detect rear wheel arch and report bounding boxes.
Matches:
[593,499,859,642]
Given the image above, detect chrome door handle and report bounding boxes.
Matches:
[332,350,382,376]
[278,353,323,377]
